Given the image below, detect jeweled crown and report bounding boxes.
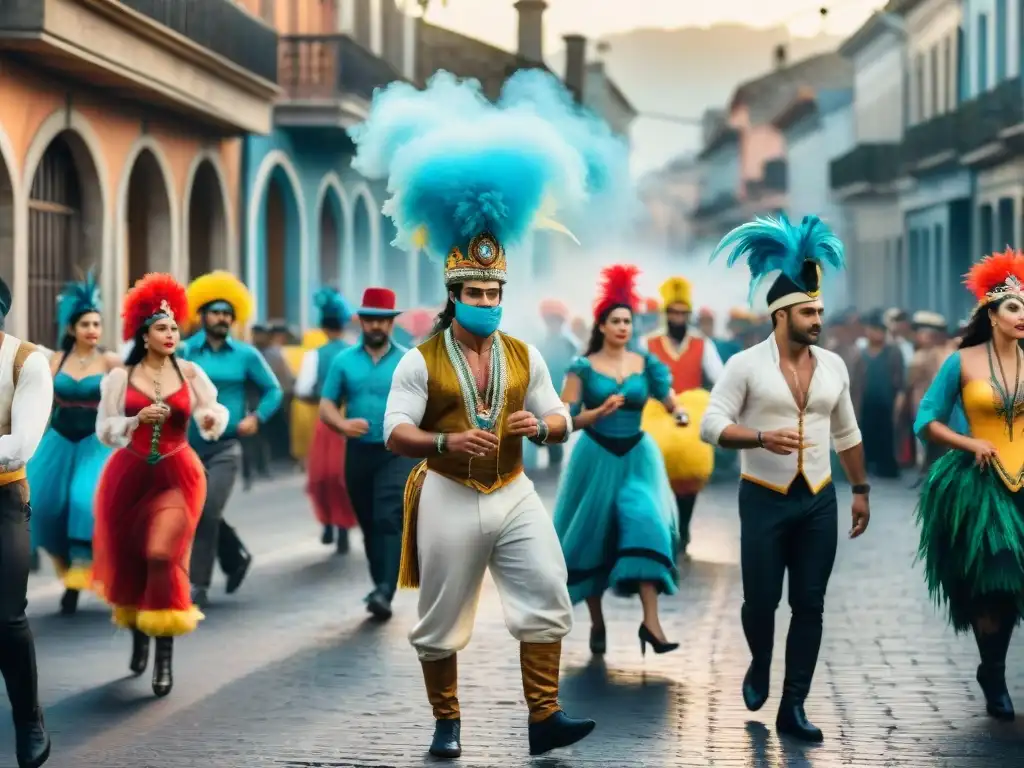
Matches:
[444,232,508,286]
[988,274,1024,301]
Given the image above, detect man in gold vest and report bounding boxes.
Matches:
[384,234,595,759]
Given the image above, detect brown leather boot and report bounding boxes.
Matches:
[521,641,595,755]
[421,655,461,758]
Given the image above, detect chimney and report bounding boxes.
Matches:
[514,0,547,63]
[563,34,586,103]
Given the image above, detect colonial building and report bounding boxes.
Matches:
[637,155,700,256]
[692,113,743,250]
[0,0,278,344]
[830,8,909,311]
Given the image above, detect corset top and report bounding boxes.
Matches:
[125,382,192,457]
[52,373,103,441]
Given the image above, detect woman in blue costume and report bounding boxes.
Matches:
[915,248,1024,722]
[29,272,121,614]
[553,264,685,657]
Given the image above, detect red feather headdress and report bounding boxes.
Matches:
[964,248,1024,309]
[122,273,189,341]
[593,264,642,321]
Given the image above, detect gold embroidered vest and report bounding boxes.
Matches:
[418,331,531,493]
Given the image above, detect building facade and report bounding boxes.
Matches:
[0,0,279,344]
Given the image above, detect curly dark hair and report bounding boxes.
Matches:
[959,296,1024,350]
[584,303,633,356]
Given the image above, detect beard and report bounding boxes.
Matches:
[364,331,389,348]
[789,324,822,347]
[667,322,688,342]
[205,321,230,339]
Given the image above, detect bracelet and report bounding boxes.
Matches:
[434,432,448,454]
[529,419,550,446]
[757,431,764,448]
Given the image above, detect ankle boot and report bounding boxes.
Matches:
[13,708,50,768]
[776,699,823,742]
[421,656,460,758]
[521,641,595,755]
[743,659,770,711]
[152,637,173,697]
[59,589,79,616]
[977,664,1015,721]
[130,629,150,675]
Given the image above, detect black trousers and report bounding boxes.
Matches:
[739,477,838,703]
[675,493,697,550]
[344,443,416,599]
[861,398,900,478]
[0,484,41,722]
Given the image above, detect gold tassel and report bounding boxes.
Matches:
[397,460,429,589]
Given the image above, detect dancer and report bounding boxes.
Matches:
[646,276,724,555]
[319,287,415,619]
[354,71,599,759]
[553,264,684,657]
[93,273,228,697]
[29,273,120,615]
[297,288,357,552]
[181,271,282,608]
[0,276,54,767]
[700,214,869,742]
[915,248,1024,721]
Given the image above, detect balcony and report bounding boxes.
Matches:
[0,0,278,134]
[902,112,960,175]
[830,143,902,197]
[957,76,1024,167]
[276,34,406,130]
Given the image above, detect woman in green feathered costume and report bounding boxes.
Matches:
[915,248,1024,722]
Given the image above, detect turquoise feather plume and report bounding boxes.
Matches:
[710,214,845,304]
[313,287,352,324]
[56,270,101,343]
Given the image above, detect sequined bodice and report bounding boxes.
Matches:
[52,372,103,442]
[124,383,192,457]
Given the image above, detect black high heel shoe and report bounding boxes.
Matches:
[589,626,606,655]
[638,624,679,656]
[130,628,150,675]
[152,637,173,697]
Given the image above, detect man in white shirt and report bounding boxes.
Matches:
[701,251,870,743]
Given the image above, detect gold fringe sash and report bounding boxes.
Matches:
[398,460,429,589]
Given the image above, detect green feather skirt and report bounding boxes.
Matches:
[916,449,1024,633]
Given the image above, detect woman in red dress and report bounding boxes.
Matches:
[92,273,228,697]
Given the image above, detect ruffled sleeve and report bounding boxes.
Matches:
[914,352,963,438]
[96,368,138,448]
[644,352,673,401]
[565,356,590,417]
[187,363,230,442]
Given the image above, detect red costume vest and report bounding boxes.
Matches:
[647,334,704,393]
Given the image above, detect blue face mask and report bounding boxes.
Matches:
[454,300,503,338]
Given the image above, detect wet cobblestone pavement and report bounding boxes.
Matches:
[3,470,1023,767]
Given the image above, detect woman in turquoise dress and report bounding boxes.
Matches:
[29,273,121,614]
[553,265,685,657]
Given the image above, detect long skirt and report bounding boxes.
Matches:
[28,429,112,589]
[306,422,357,529]
[553,430,680,604]
[916,449,1024,632]
[291,399,319,463]
[92,446,206,637]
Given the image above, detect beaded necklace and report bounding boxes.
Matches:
[443,326,507,430]
[144,359,168,464]
[987,341,1023,440]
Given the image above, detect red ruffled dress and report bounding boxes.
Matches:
[306,422,357,529]
[93,369,214,637]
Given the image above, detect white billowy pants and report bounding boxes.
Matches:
[410,471,573,661]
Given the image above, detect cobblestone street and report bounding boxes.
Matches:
[2,470,1022,767]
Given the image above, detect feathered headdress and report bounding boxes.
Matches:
[56,270,101,342]
[349,70,591,286]
[122,273,188,342]
[313,287,353,326]
[594,264,642,321]
[710,213,845,309]
[186,271,254,329]
[964,248,1024,310]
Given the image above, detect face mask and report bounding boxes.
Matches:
[454,301,503,338]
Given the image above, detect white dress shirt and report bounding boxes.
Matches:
[384,342,572,445]
[0,335,53,472]
[700,335,862,494]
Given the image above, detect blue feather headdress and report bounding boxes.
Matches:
[710,214,845,306]
[55,270,101,343]
[313,287,352,326]
[349,70,594,285]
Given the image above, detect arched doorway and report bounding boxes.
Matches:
[27,131,103,344]
[380,215,407,305]
[125,149,173,284]
[318,187,343,288]
[261,166,302,325]
[352,193,373,294]
[187,159,228,279]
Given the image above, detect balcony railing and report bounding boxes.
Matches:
[957,76,1024,158]
[830,143,902,190]
[278,34,404,103]
[902,111,960,171]
[118,0,278,83]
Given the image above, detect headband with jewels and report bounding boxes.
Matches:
[348,69,636,288]
[121,273,189,342]
[964,248,1024,310]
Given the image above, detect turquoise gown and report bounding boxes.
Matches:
[29,369,113,583]
[553,354,680,604]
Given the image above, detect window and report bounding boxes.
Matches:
[915,53,925,123]
[957,25,967,104]
[996,0,1007,81]
[978,13,989,93]
[930,45,939,117]
[942,36,952,112]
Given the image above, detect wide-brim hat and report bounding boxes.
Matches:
[357,287,401,317]
[186,271,254,328]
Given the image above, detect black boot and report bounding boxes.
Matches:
[321,525,334,545]
[152,637,173,697]
[336,527,350,555]
[59,589,79,616]
[528,711,596,756]
[429,718,461,759]
[974,616,1016,721]
[740,604,774,710]
[130,629,150,675]
[776,700,823,742]
[13,709,50,768]
[742,660,770,711]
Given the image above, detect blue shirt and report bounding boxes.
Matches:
[321,340,407,445]
[180,333,283,444]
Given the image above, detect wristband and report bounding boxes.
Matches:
[851,483,871,495]
[529,419,550,446]
[435,432,448,454]
[757,431,764,448]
